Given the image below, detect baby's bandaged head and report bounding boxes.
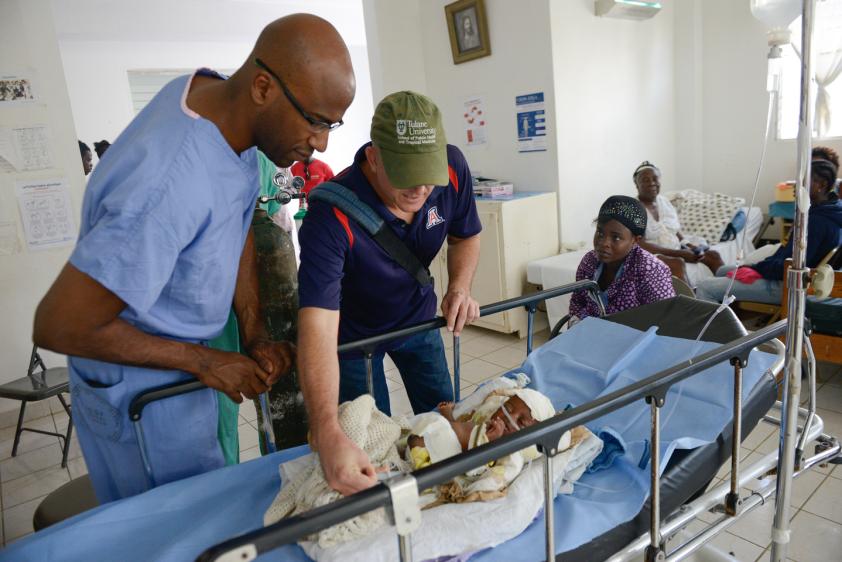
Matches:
[514,389,555,422]
[409,412,462,463]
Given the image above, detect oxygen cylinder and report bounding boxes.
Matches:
[251,207,308,450]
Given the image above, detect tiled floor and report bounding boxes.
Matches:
[0,325,840,562]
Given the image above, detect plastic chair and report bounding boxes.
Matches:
[736,246,841,327]
[33,474,98,531]
[782,255,842,365]
[0,346,73,467]
[671,276,696,298]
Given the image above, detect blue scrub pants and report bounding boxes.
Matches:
[69,357,225,504]
[694,265,783,305]
[339,330,453,416]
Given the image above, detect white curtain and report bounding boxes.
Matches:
[815,0,842,137]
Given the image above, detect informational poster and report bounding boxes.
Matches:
[515,92,547,153]
[463,96,487,147]
[0,74,36,104]
[15,178,76,251]
[13,126,53,170]
[0,126,54,172]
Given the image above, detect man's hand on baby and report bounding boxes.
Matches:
[317,429,378,496]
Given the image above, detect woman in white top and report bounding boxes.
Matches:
[633,161,723,286]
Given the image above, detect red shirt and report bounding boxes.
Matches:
[291,159,335,196]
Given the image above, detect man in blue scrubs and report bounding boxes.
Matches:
[297,92,482,496]
[32,14,356,503]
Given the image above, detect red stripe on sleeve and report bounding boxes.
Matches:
[448,165,459,192]
[332,208,354,248]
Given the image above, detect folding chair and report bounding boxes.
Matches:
[0,346,73,467]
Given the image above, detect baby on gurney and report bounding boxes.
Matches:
[403,376,590,506]
[264,375,602,552]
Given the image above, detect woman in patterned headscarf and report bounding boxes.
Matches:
[633,161,724,286]
[570,195,676,320]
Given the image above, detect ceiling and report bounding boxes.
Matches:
[50,0,367,46]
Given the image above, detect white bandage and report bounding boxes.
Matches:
[408,413,462,463]
[514,388,555,422]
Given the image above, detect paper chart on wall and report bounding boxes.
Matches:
[463,96,487,147]
[13,126,53,170]
[515,92,547,153]
[0,126,54,172]
[15,178,76,251]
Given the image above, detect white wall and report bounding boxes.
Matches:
[416,0,560,195]
[0,0,374,413]
[673,0,704,189]
[54,0,374,174]
[362,0,428,101]
[363,0,560,196]
[677,0,842,209]
[363,0,678,250]
[0,0,85,402]
[550,0,676,247]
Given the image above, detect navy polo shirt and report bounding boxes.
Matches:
[298,142,482,354]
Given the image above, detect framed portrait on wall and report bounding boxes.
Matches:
[445,0,491,65]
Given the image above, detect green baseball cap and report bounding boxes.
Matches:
[370,91,449,189]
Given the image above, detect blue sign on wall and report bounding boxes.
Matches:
[515,92,547,153]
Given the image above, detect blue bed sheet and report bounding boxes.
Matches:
[1,317,775,562]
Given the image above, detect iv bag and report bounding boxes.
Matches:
[750,0,801,30]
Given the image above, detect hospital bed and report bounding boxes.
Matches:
[4,284,839,562]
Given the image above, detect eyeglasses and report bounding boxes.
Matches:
[255,58,343,133]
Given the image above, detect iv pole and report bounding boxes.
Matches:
[771,0,814,560]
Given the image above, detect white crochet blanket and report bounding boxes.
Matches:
[278,425,604,562]
[263,395,407,548]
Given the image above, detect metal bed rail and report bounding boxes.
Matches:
[607,402,841,562]
[195,318,792,562]
[126,281,604,489]
[337,279,606,401]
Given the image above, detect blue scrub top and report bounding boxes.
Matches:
[65,69,260,501]
[71,69,259,354]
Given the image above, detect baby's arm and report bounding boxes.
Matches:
[485,417,506,441]
[437,401,457,421]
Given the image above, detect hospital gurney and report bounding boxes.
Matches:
[3,287,837,562]
[192,294,833,562]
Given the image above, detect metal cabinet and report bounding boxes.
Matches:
[430,192,559,337]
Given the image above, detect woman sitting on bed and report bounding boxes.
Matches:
[633,161,724,286]
[570,195,675,320]
[695,159,842,305]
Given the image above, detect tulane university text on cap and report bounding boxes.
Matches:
[370,91,449,189]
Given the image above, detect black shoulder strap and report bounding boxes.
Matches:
[309,182,434,287]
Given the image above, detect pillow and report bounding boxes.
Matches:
[666,190,744,243]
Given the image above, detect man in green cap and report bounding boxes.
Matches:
[297,91,482,494]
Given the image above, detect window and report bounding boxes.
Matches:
[778,0,842,140]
